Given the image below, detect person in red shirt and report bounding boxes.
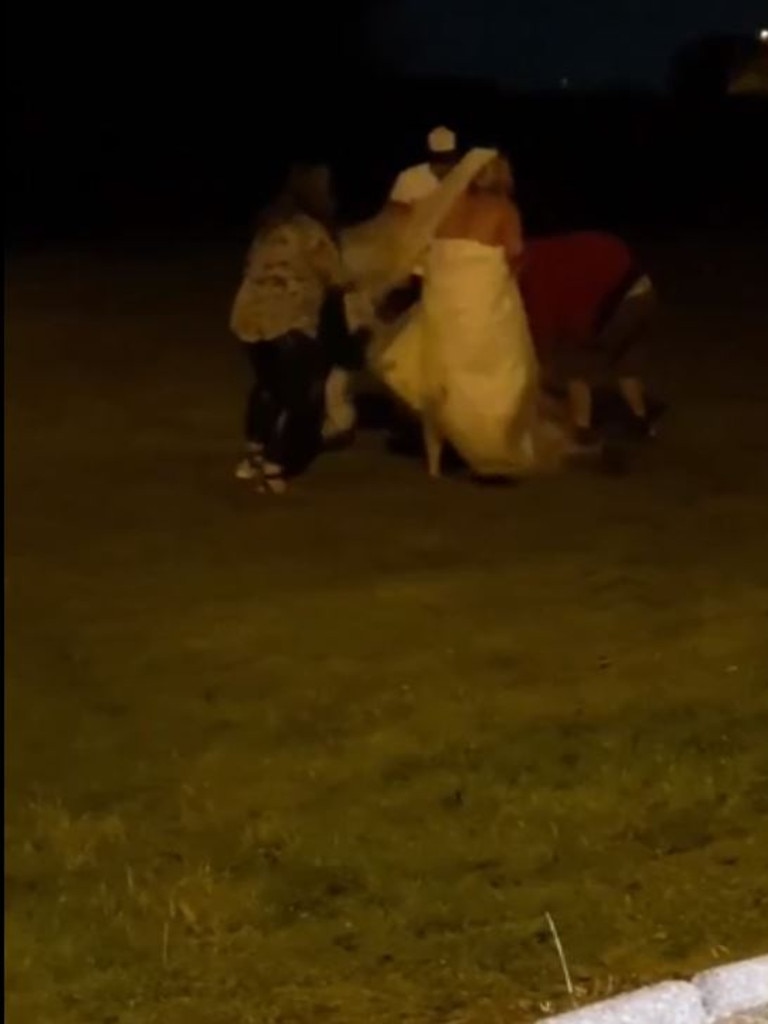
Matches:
[520,231,657,445]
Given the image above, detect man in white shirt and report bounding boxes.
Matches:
[388,126,460,208]
[322,127,460,447]
[375,125,461,323]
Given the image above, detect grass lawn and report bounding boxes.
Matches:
[5,234,768,1023]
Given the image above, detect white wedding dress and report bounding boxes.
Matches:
[373,238,540,475]
[334,148,567,474]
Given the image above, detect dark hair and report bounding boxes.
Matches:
[253,163,333,236]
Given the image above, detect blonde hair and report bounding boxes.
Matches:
[470,155,514,196]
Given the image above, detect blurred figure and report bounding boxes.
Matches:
[230,164,346,493]
[318,283,367,448]
[520,232,658,445]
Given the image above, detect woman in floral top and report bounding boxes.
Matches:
[230,164,345,493]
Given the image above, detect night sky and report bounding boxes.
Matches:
[8,0,766,104]
[369,0,765,88]
[6,0,767,236]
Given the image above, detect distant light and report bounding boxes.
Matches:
[559,77,571,89]
[760,28,768,42]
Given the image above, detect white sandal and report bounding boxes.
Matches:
[235,443,265,480]
[256,461,288,495]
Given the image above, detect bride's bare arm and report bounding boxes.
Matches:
[499,200,525,273]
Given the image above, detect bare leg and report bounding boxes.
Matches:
[322,367,356,443]
[423,416,443,479]
[567,379,593,431]
[618,376,647,418]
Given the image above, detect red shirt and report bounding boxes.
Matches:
[520,232,640,357]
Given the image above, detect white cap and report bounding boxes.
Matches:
[428,126,457,154]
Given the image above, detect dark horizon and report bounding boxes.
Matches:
[6,0,767,243]
[368,0,765,90]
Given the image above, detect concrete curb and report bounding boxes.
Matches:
[695,959,768,1020]
[537,956,768,1024]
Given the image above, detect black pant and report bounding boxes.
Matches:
[319,288,366,371]
[244,333,326,474]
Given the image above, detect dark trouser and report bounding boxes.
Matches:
[244,333,327,474]
[319,289,366,371]
[592,286,656,380]
[549,286,656,386]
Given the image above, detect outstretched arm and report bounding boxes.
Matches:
[389,168,417,207]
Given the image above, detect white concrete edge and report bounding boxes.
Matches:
[536,955,768,1024]
[695,958,768,1019]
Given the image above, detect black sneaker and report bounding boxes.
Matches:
[625,414,656,442]
[323,429,356,452]
[573,426,603,449]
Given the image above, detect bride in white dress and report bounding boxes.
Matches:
[340,148,565,478]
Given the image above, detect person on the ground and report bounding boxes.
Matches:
[318,283,367,448]
[519,232,657,445]
[230,163,346,493]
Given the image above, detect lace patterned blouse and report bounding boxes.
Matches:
[231,213,344,343]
